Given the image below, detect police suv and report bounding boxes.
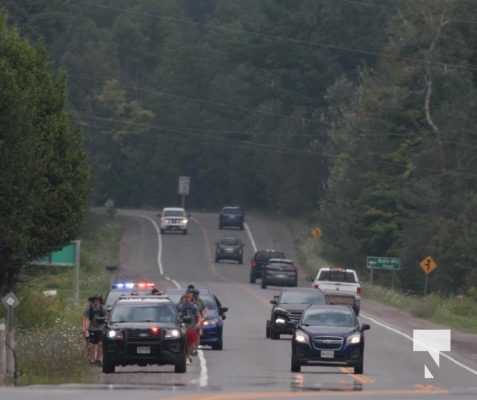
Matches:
[102,295,188,373]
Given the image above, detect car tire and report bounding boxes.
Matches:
[174,355,187,373]
[250,273,256,284]
[238,257,243,264]
[183,229,187,235]
[261,279,267,289]
[160,229,165,234]
[354,357,364,374]
[266,320,271,338]
[212,339,223,350]
[291,353,301,373]
[219,223,223,229]
[353,305,360,316]
[270,326,279,340]
[215,256,220,263]
[102,356,115,374]
[240,224,244,230]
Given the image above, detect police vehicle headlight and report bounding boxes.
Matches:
[346,333,361,344]
[164,329,181,339]
[294,330,309,344]
[107,330,124,340]
[275,317,286,325]
[203,318,219,326]
[181,218,188,224]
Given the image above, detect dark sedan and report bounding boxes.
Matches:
[291,304,370,374]
[261,258,297,289]
[266,287,327,340]
[215,236,244,264]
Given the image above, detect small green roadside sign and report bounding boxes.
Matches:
[367,256,401,270]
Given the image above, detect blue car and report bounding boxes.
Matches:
[164,288,228,350]
[291,304,370,374]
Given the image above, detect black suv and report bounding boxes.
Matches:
[215,236,244,264]
[102,296,187,373]
[249,249,286,283]
[219,206,245,230]
[266,287,327,340]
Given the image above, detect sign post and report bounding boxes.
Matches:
[366,256,401,286]
[2,292,19,385]
[178,176,190,208]
[419,256,437,296]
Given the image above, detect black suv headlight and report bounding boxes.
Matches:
[106,329,124,340]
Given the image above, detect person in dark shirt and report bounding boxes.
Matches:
[177,292,199,364]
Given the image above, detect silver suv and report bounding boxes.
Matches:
[158,207,189,234]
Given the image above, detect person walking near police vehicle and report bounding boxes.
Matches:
[192,289,208,353]
[177,292,200,364]
[82,294,106,365]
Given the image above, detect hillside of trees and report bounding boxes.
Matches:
[2,0,477,296]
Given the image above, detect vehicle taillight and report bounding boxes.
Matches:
[357,287,361,295]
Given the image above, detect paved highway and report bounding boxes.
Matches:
[2,209,477,400]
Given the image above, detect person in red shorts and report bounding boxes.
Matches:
[177,291,200,364]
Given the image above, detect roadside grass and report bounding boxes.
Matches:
[287,216,477,335]
[13,209,122,385]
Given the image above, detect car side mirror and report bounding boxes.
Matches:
[220,307,228,314]
[361,323,370,331]
[305,276,314,282]
[270,299,277,305]
[157,213,162,217]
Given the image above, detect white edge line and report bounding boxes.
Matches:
[244,222,257,253]
[360,312,477,376]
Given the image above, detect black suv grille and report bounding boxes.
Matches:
[311,336,343,351]
[288,311,303,323]
[126,328,162,341]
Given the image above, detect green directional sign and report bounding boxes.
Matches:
[33,242,78,266]
[367,256,401,270]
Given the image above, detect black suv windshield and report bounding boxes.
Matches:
[110,304,177,323]
[220,238,241,246]
[222,207,242,214]
[257,251,284,260]
[302,311,355,327]
[280,291,325,304]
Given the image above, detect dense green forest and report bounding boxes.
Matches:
[2,0,477,296]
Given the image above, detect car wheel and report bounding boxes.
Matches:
[102,356,115,374]
[240,224,244,230]
[291,353,301,373]
[183,229,187,235]
[354,357,364,374]
[238,257,243,264]
[353,305,360,316]
[174,355,187,373]
[270,326,279,340]
[212,339,223,350]
[160,229,165,234]
[215,256,220,263]
[249,273,256,284]
[266,320,271,338]
[261,279,267,289]
[219,224,222,229]
[292,280,298,287]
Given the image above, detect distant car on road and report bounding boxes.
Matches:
[249,249,286,284]
[158,207,189,234]
[266,287,327,340]
[215,236,245,264]
[219,206,245,230]
[291,304,370,374]
[261,258,298,289]
[163,288,228,350]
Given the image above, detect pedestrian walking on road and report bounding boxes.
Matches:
[177,292,200,365]
[82,294,106,365]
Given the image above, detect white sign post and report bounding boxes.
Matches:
[178,176,190,208]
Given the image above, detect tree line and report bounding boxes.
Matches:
[2,0,477,296]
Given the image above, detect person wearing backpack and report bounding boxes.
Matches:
[177,291,200,365]
[82,294,105,365]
